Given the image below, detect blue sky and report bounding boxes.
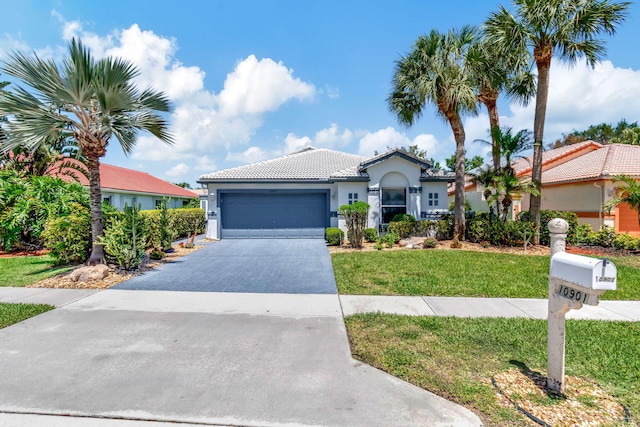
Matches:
[2,0,640,187]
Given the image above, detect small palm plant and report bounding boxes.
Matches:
[604,175,640,226]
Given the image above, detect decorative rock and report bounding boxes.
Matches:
[69,264,110,282]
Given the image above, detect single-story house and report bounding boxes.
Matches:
[454,141,640,234]
[198,147,453,239]
[55,162,199,211]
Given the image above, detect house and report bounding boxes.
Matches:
[455,141,640,234]
[55,162,199,211]
[198,147,453,239]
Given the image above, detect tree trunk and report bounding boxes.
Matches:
[530,49,552,244]
[86,154,105,265]
[447,111,467,241]
[480,95,500,170]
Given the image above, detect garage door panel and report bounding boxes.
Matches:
[221,192,327,238]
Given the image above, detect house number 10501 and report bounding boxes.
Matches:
[557,284,589,304]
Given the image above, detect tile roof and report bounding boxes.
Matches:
[199,147,368,182]
[53,161,198,198]
[542,144,640,184]
[513,140,602,176]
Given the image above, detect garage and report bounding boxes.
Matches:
[219,191,329,238]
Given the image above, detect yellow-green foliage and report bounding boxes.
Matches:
[139,208,205,247]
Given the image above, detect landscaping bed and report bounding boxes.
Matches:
[27,244,206,289]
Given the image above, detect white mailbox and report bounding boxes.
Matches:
[550,252,617,291]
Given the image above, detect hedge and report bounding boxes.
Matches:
[139,208,206,247]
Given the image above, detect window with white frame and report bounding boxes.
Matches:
[348,192,359,204]
[428,192,439,207]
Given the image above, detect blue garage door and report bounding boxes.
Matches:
[220,192,328,238]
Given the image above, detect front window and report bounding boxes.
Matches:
[382,188,406,223]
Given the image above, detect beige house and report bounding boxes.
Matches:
[453,141,640,234]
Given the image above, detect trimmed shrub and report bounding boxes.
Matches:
[423,238,437,248]
[435,214,454,240]
[339,201,370,248]
[140,208,205,248]
[149,249,164,260]
[519,210,579,245]
[364,228,378,242]
[612,233,640,251]
[391,213,416,223]
[325,228,344,246]
[42,202,91,265]
[384,231,400,248]
[387,220,416,239]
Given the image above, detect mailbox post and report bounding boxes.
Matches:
[546,219,617,393]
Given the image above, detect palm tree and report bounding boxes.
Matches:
[604,175,640,226]
[468,37,535,170]
[475,126,533,171]
[485,0,630,242]
[0,39,173,264]
[490,169,540,221]
[388,26,478,240]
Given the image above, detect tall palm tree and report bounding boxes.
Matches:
[485,0,630,242]
[0,39,173,264]
[388,26,478,240]
[604,175,640,226]
[468,37,535,170]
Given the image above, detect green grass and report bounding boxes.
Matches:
[0,302,54,329]
[345,314,640,426]
[332,250,640,300]
[0,255,71,287]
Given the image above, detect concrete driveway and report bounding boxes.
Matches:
[113,239,338,294]
[0,239,482,426]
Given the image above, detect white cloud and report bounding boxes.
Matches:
[49,16,317,179]
[219,54,316,117]
[314,123,353,147]
[357,127,440,158]
[225,146,269,163]
[165,163,189,177]
[504,59,640,144]
[284,133,313,153]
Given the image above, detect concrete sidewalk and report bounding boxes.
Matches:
[339,295,640,321]
[2,288,638,321]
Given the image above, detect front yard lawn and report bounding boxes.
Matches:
[0,255,71,287]
[346,314,639,426]
[332,250,640,300]
[0,302,53,329]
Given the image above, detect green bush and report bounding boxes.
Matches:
[435,214,454,240]
[99,204,148,270]
[391,213,416,223]
[325,228,344,246]
[42,202,91,265]
[149,249,164,260]
[339,201,369,249]
[0,171,90,250]
[573,223,594,245]
[423,238,437,248]
[387,220,416,239]
[414,220,438,237]
[140,208,205,248]
[384,231,400,248]
[364,228,378,242]
[374,239,384,250]
[593,225,617,247]
[612,233,640,251]
[158,198,175,251]
[466,214,490,243]
[518,210,579,245]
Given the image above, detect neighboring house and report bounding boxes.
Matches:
[454,141,640,234]
[198,147,453,239]
[55,162,198,210]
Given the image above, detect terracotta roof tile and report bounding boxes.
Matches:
[53,161,197,198]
